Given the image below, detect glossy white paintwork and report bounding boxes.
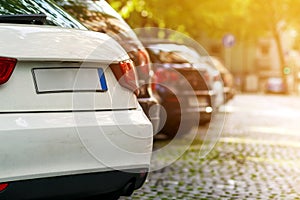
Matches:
[0,24,136,111]
[0,24,153,183]
[0,61,137,112]
[0,109,152,182]
[0,24,128,62]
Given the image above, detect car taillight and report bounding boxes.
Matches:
[0,57,17,85]
[110,60,139,96]
[0,183,8,192]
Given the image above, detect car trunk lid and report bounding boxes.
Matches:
[0,24,137,112]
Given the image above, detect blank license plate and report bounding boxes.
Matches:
[33,68,108,93]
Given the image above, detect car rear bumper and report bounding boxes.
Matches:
[0,109,153,183]
[0,168,148,200]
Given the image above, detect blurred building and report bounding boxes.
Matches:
[198,30,299,93]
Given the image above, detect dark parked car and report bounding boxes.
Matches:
[144,42,215,138]
[158,44,225,108]
[55,0,160,133]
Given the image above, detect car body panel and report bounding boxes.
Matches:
[0,110,152,183]
[55,0,161,133]
[143,43,216,137]
[146,43,224,108]
[1,61,138,112]
[0,25,138,112]
[145,44,215,117]
[205,56,235,101]
[0,14,153,198]
[0,24,127,62]
[1,169,147,199]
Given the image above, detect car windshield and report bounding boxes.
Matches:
[56,0,142,49]
[0,0,86,29]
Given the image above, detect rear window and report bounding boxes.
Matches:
[148,49,190,64]
[0,0,86,29]
[56,0,142,49]
[146,44,191,64]
[148,44,203,62]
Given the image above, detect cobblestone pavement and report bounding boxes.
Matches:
[121,94,300,200]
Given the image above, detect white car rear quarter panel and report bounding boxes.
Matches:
[0,24,153,182]
[0,109,152,182]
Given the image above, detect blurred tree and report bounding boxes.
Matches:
[246,0,300,78]
[107,0,300,77]
[106,0,253,41]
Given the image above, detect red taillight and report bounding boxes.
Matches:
[0,183,8,192]
[151,82,156,92]
[0,57,17,85]
[110,60,139,96]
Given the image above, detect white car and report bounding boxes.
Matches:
[0,1,152,200]
[55,0,161,135]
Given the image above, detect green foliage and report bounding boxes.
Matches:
[107,0,300,45]
[107,0,254,41]
[106,0,300,76]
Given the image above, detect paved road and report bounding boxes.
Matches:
[122,94,300,199]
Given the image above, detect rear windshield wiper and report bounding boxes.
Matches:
[0,14,47,25]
